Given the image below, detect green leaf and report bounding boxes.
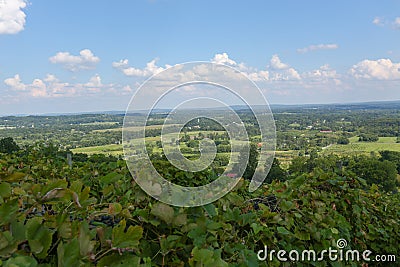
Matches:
[3,256,38,267]
[41,180,68,197]
[331,228,339,234]
[3,172,26,182]
[294,231,311,241]
[203,203,217,217]
[277,226,292,235]
[26,217,53,259]
[97,255,142,267]
[192,247,214,264]
[151,203,174,224]
[10,220,26,242]
[79,222,93,257]
[0,231,17,256]
[0,183,11,198]
[57,239,82,267]
[112,220,143,248]
[280,200,295,211]
[172,213,187,226]
[0,199,18,226]
[250,222,264,235]
[99,172,123,187]
[108,202,122,215]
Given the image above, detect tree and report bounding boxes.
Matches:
[265,158,287,183]
[337,137,349,145]
[349,156,398,192]
[358,133,379,142]
[380,150,400,173]
[233,143,259,180]
[288,156,309,175]
[0,137,20,154]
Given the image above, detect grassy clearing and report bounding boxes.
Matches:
[323,136,400,155]
[72,144,123,155]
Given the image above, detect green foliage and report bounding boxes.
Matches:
[349,156,398,192]
[0,138,19,154]
[337,137,349,145]
[234,142,259,180]
[380,150,400,173]
[265,158,287,183]
[0,144,399,266]
[358,133,379,142]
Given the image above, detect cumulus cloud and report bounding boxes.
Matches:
[3,74,119,98]
[4,74,25,90]
[0,0,27,34]
[270,54,289,70]
[211,53,238,66]
[30,79,47,97]
[49,49,100,71]
[297,44,339,54]
[303,64,338,79]
[265,55,301,80]
[112,58,166,77]
[44,74,59,83]
[349,58,400,80]
[85,74,102,87]
[247,70,269,81]
[270,68,301,81]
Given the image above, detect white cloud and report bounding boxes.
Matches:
[297,44,338,54]
[270,68,301,81]
[85,74,102,87]
[112,58,166,77]
[112,59,129,69]
[394,17,400,29]
[248,70,269,81]
[44,74,59,83]
[0,0,27,34]
[211,53,237,66]
[264,55,301,81]
[372,16,400,30]
[303,64,338,79]
[4,73,134,100]
[122,85,133,92]
[270,54,289,70]
[4,74,25,90]
[349,58,400,80]
[31,79,47,97]
[372,17,384,26]
[49,49,100,71]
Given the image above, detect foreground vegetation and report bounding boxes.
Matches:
[0,143,399,266]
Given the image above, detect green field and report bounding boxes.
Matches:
[72,144,123,155]
[323,136,400,155]
[71,135,400,162]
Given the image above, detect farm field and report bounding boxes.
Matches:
[323,136,400,155]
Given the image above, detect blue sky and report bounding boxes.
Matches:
[0,0,400,114]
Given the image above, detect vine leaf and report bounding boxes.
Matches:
[151,203,174,224]
[26,217,53,259]
[112,220,143,248]
[41,188,82,208]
